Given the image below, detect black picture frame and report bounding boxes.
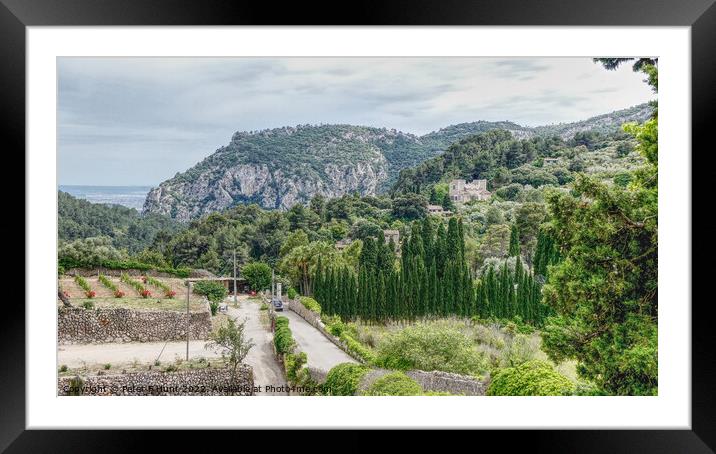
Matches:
[6,0,714,450]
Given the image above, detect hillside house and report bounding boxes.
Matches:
[427,204,450,216]
[449,179,491,203]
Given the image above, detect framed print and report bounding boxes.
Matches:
[6,0,715,450]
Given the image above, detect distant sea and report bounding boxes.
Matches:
[59,185,153,211]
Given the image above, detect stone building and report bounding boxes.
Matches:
[427,204,450,216]
[449,179,491,203]
[383,229,400,247]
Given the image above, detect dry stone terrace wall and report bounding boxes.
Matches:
[406,370,488,396]
[58,366,254,396]
[58,307,212,344]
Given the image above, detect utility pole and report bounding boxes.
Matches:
[233,249,237,303]
[186,281,192,361]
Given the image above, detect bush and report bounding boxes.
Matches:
[273,316,295,355]
[374,323,488,377]
[209,301,219,316]
[299,296,321,314]
[361,372,423,396]
[59,364,68,372]
[81,301,95,310]
[322,363,370,396]
[487,360,575,396]
[260,302,269,311]
[287,288,298,300]
[193,280,228,303]
[74,275,95,298]
[103,363,111,370]
[241,262,272,291]
[341,333,377,364]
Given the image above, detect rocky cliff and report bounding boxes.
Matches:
[143,104,652,220]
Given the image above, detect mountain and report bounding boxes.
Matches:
[143,103,652,220]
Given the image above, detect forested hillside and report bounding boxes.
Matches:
[143,104,651,220]
[58,191,181,255]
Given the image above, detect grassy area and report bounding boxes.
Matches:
[343,317,578,381]
[63,297,206,312]
[58,356,230,377]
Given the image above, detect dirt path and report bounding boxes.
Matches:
[58,340,221,367]
[279,309,356,372]
[226,297,288,395]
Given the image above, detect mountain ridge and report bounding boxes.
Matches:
[143,103,653,220]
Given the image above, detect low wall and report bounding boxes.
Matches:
[406,370,488,396]
[58,365,254,396]
[58,307,212,344]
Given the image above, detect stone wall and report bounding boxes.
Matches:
[58,307,212,344]
[58,365,254,396]
[406,370,488,396]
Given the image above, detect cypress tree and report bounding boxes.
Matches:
[509,224,521,257]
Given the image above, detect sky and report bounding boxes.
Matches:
[58,57,655,186]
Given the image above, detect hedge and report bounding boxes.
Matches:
[58,257,191,278]
[274,316,296,355]
[299,296,321,314]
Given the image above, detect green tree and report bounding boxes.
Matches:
[205,318,255,377]
[508,224,520,257]
[241,262,273,291]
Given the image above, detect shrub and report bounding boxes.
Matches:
[74,275,94,297]
[209,301,219,316]
[259,302,269,311]
[274,316,295,355]
[81,301,95,310]
[121,273,151,297]
[67,376,84,396]
[487,360,575,396]
[145,275,176,298]
[205,317,255,375]
[193,280,228,303]
[103,363,111,370]
[341,332,377,364]
[361,372,423,396]
[98,275,118,292]
[322,363,370,396]
[299,296,321,314]
[374,323,488,377]
[287,288,298,300]
[59,364,68,372]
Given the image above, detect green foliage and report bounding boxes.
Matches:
[74,275,95,298]
[59,365,68,372]
[193,280,228,303]
[81,300,95,310]
[241,262,272,291]
[273,316,296,355]
[287,287,298,300]
[487,360,574,396]
[361,372,423,396]
[121,273,151,298]
[374,324,488,377]
[299,296,321,314]
[58,191,180,254]
[322,363,371,396]
[206,317,255,375]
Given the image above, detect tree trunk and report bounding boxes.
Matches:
[58,289,73,308]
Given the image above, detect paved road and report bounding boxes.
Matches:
[278,307,356,372]
[226,297,288,395]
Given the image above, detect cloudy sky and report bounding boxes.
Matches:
[58,57,655,186]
